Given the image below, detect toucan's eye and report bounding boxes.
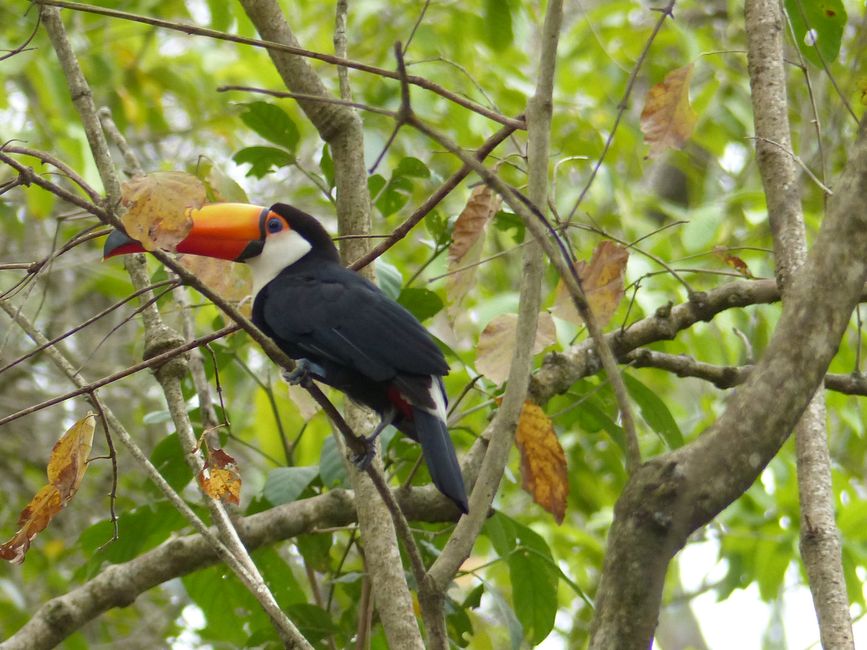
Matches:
[266,217,284,234]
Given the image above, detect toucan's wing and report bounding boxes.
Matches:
[257,265,448,382]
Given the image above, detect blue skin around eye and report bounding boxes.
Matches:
[268,219,282,233]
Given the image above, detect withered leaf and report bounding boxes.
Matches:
[476,312,556,385]
[640,64,697,158]
[0,413,95,564]
[515,402,568,524]
[446,186,501,315]
[197,447,241,505]
[121,171,206,251]
[178,255,252,303]
[553,241,628,327]
[713,246,754,278]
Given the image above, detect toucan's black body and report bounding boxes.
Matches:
[253,206,467,513]
[104,202,468,513]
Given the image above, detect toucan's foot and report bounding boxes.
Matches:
[282,359,324,388]
[351,442,376,470]
[350,408,398,469]
[364,406,397,445]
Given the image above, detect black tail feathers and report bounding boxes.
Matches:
[412,408,468,514]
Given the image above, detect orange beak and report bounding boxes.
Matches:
[103,203,270,261]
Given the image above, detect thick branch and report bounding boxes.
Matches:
[0,487,457,650]
[588,119,867,648]
[745,2,852,646]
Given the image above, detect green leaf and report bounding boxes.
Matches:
[483,0,514,51]
[487,585,524,650]
[375,260,403,300]
[623,372,684,449]
[508,547,557,645]
[375,175,413,217]
[233,146,294,178]
[284,603,341,642]
[755,538,791,601]
[398,287,444,322]
[296,532,333,572]
[146,433,193,493]
[493,210,525,243]
[484,511,517,555]
[784,0,847,67]
[320,144,335,189]
[394,156,431,178]
[239,101,300,151]
[319,435,347,488]
[425,210,451,246]
[263,466,319,505]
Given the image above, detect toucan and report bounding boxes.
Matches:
[104,202,469,513]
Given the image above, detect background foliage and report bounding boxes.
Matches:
[1,0,866,647]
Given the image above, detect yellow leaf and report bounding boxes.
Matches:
[0,412,95,565]
[121,171,206,251]
[640,64,697,157]
[553,241,628,327]
[476,312,556,385]
[197,448,241,505]
[47,412,95,502]
[515,402,568,524]
[178,255,252,303]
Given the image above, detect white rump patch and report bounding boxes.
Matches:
[247,229,312,295]
[424,376,448,421]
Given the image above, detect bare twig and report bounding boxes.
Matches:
[35,0,524,130]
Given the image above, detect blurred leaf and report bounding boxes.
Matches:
[394,156,431,178]
[508,546,557,645]
[483,0,514,51]
[446,185,502,314]
[233,146,294,178]
[476,312,556,385]
[784,0,847,67]
[263,466,318,505]
[553,241,628,327]
[239,101,300,151]
[623,373,684,449]
[147,433,194,493]
[375,259,403,300]
[398,287,444,322]
[319,436,347,488]
[640,64,697,157]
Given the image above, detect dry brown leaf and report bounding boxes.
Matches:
[713,246,754,278]
[121,171,206,251]
[446,186,501,315]
[476,312,556,385]
[552,241,628,327]
[0,413,95,565]
[515,402,568,524]
[178,255,252,302]
[197,447,241,505]
[640,64,697,158]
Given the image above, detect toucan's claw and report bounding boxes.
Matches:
[351,443,376,470]
[364,406,397,445]
[349,408,397,469]
[282,359,324,388]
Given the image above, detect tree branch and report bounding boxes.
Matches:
[745,2,853,646]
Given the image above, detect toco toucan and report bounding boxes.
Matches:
[104,202,469,513]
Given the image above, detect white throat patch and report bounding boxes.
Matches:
[246,229,312,295]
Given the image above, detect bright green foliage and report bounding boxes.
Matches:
[1,0,866,648]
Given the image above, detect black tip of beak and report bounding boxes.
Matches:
[103,229,141,259]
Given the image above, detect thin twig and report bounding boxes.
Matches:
[36,0,524,129]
